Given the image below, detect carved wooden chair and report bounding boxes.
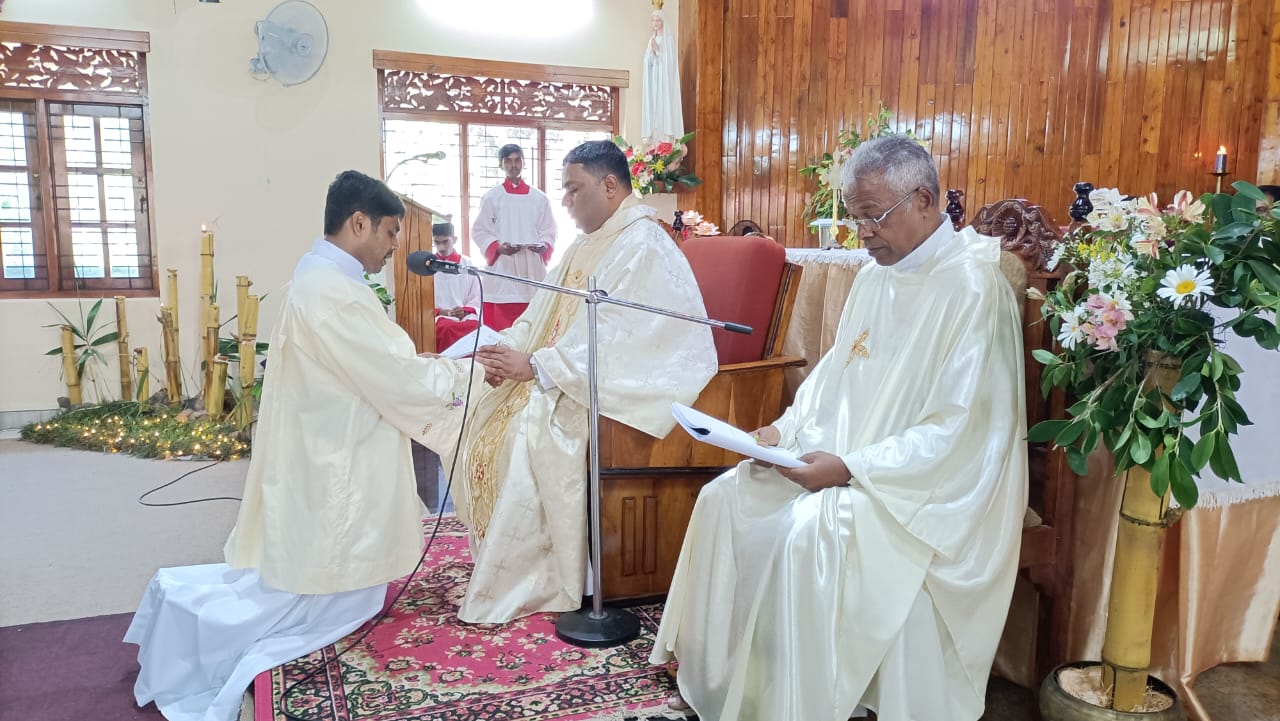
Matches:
[598,234,806,600]
[968,198,1075,685]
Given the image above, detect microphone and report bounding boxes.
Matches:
[406,251,462,276]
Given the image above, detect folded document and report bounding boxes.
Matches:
[440,325,504,359]
[670,402,808,468]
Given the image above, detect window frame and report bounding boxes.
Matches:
[0,22,157,299]
[374,51,627,255]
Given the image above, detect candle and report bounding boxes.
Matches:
[1215,146,1227,174]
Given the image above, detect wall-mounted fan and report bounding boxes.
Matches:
[248,0,329,87]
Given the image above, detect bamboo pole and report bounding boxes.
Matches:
[59,325,81,405]
[1101,352,1183,711]
[208,357,228,421]
[160,306,181,403]
[200,228,215,391]
[204,302,220,406]
[236,276,250,332]
[114,296,132,401]
[134,348,150,402]
[236,293,260,431]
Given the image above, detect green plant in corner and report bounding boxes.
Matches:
[44,297,120,403]
[799,103,923,225]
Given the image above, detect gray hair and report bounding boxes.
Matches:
[841,134,940,199]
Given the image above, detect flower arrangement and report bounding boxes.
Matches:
[677,209,720,237]
[1029,182,1280,508]
[614,131,701,195]
[799,104,921,224]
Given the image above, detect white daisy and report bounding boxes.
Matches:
[1157,265,1213,306]
[1047,243,1066,271]
[1057,307,1088,350]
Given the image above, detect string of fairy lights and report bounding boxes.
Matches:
[23,402,248,461]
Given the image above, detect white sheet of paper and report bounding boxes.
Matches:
[440,325,504,359]
[670,402,809,468]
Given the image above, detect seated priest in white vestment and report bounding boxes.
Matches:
[431,221,483,350]
[124,171,484,721]
[450,140,719,624]
[651,135,1028,721]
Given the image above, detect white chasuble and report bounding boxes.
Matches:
[449,198,718,624]
[224,244,485,595]
[126,241,485,721]
[651,226,1028,721]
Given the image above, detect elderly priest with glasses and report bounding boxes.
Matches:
[651,134,1029,721]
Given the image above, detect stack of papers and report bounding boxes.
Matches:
[440,325,504,359]
[670,402,808,468]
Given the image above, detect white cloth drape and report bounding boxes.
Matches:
[125,564,385,721]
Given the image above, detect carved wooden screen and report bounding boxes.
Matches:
[374,52,627,256]
[0,22,154,297]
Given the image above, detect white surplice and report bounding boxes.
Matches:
[471,183,558,304]
[449,198,719,623]
[125,239,484,721]
[651,223,1028,721]
[434,253,482,321]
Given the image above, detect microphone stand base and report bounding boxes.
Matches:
[554,606,641,648]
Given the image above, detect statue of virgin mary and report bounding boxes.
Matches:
[642,3,684,143]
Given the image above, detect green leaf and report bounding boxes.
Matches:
[1171,372,1201,401]
[1233,181,1266,201]
[1149,451,1172,496]
[45,346,63,356]
[1210,351,1224,380]
[1065,447,1089,476]
[1031,349,1061,366]
[1138,409,1167,429]
[90,331,119,347]
[1248,260,1280,292]
[1130,431,1153,465]
[1190,432,1215,471]
[85,297,105,333]
[47,304,85,340]
[1026,419,1068,443]
[1205,244,1226,265]
[1209,438,1242,482]
[1170,458,1200,509]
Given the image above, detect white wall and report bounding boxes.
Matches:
[0,0,672,418]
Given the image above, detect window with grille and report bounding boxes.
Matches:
[0,25,155,296]
[376,53,626,263]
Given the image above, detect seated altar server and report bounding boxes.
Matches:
[451,140,719,624]
[430,221,482,349]
[651,135,1029,721]
[124,171,483,721]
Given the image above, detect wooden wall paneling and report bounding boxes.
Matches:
[679,1,1277,247]
[1162,2,1192,197]
[1259,0,1280,183]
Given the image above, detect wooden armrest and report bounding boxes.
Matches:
[717,356,808,373]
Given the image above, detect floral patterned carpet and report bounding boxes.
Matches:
[254,516,683,721]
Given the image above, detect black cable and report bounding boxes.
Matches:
[279,274,487,721]
[137,460,238,506]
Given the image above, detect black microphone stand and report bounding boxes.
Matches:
[421,254,751,647]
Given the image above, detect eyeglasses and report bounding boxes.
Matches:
[846,188,920,235]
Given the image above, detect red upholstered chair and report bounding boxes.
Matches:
[682,234,786,364]
[598,235,806,600]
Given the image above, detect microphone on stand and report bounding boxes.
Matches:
[406,251,462,276]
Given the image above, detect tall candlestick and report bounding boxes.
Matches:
[1214,146,1228,174]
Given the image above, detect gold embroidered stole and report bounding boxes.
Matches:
[463,232,609,540]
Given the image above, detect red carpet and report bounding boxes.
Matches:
[0,613,162,721]
[254,516,681,721]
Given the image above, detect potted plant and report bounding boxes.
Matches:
[1029,182,1280,718]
